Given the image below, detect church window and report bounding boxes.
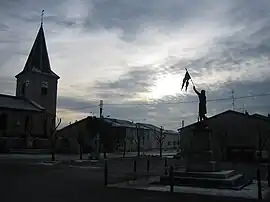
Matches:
[0,113,8,131]
[22,83,26,95]
[22,80,30,95]
[24,115,32,134]
[41,81,48,96]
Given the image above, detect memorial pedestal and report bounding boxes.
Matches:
[157,122,252,190]
[185,123,218,172]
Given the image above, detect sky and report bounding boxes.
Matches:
[1,0,270,130]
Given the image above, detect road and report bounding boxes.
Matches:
[0,157,261,202]
[0,150,177,161]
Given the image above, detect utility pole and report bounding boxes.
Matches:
[100,100,103,118]
[257,129,262,199]
[232,90,235,110]
[94,100,103,159]
[99,100,105,158]
[136,123,140,157]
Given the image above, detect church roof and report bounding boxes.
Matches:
[15,25,59,79]
[0,94,44,112]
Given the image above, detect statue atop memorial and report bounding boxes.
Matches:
[193,86,207,122]
[181,68,208,123]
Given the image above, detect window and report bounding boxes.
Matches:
[21,80,30,95]
[0,113,8,131]
[41,81,48,96]
[41,87,48,95]
[168,141,171,146]
[24,115,32,134]
[22,83,26,95]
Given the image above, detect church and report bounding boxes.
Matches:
[0,21,59,150]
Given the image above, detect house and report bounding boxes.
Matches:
[56,116,149,153]
[178,110,270,162]
[0,21,59,151]
[127,122,180,151]
[163,129,180,150]
[56,116,179,154]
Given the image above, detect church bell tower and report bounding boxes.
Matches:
[15,11,60,132]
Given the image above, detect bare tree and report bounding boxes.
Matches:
[122,134,133,158]
[132,124,144,157]
[49,117,61,161]
[24,115,33,148]
[155,126,166,157]
[121,134,127,158]
[77,131,84,160]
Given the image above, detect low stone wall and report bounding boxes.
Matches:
[0,137,51,152]
[0,137,24,152]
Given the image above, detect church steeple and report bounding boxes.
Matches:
[15,12,59,120]
[15,12,59,79]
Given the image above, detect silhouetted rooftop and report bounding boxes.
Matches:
[0,94,44,112]
[16,25,59,79]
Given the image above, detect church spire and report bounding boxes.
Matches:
[15,11,59,79]
[41,10,44,26]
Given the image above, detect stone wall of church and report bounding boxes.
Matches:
[0,108,47,137]
[16,72,58,119]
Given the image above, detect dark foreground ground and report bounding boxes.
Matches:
[0,157,269,202]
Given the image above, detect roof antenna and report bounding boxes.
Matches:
[41,10,44,26]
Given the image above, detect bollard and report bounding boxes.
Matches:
[268,164,270,187]
[169,166,174,193]
[134,159,137,173]
[164,158,168,175]
[257,168,262,200]
[104,159,108,186]
[147,159,150,172]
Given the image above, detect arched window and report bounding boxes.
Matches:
[21,80,29,96]
[0,113,8,131]
[41,81,48,96]
[22,83,26,95]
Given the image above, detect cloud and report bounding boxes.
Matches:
[1,0,270,129]
[0,76,16,95]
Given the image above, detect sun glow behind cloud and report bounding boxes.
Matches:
[1,0,270,129]
[148,73,185,100]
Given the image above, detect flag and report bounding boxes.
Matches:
[181,71,191,91]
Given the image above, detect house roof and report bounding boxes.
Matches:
[103,118,137,128]
[103,118,149,129]
[251,113,270,122]
[0,94,44,112]
[15,25,59,79]
[137,123,160,131]
[164,129,179,135]
[178,110,270,131]
[57,116,156,133]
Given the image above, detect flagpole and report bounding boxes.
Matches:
[185,68,195,86]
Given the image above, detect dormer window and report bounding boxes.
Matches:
[41,81,48,96]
